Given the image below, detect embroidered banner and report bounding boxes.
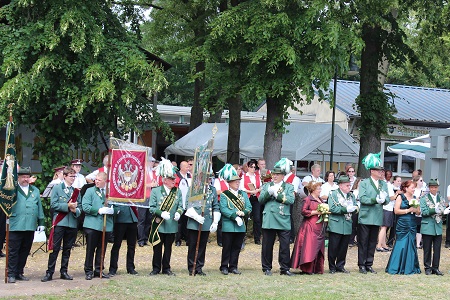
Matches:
[0,119,18,216]
[108,149,147,202]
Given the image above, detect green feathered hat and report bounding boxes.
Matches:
[362,152,384,170]
[155,157,177,179]
[217,163,240,182]
[428,178,439,186]
[272,158,293,174]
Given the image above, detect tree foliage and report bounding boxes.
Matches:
[0,0,168,178]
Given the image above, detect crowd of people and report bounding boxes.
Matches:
[2,152,450,284]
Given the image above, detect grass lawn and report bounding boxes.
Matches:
[2,232,450,299]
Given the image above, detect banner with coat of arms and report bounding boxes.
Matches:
[0,117,18,216]
[108,137,149,204]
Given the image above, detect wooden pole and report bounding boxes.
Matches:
[99,132,113,278]
[4,217,9,283]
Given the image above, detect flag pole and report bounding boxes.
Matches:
[192,125,217,276]
[99,131,113,278]
[4,106,14,283]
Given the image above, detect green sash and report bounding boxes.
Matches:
[149,187,178,246]
[222,190,244,211]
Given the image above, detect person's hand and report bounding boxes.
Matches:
[268,186,278,196]
[346,205,356,213]
[235,216,243,226]
[210,223,218,233]
[194,214,205,225]
[444,207,450,215]
[174,212,181,221]
[36,226,45,232]
[435,205,443,215]
[161,211,170,220]
[236,210,245,217]
[98,207,109,215]
[185,207,196,219]
[376,195,385,204]
[104,205,114,215]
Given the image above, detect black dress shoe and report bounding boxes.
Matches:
[336,268,350,274]
[85,273,93,280]
[196,271,207,276]
[7,276,16,283]
[280,270,295,276]
[127,270,138,275]
[255,240,261,245]
[15,274,29,281]
[445,243,450,248]
[0,251,6,258]
[425,269,432,275]
[230,269,241,275]
[41,273,53,282]
[149,270,159,276]
[60,272,73,280]
[217,242,223,247]
[138,242,145,247]
[433,269,444,276]
[175,241,181,246]
[366,267,377,274]
[264,270,272,276]
[221,269,229,275]
[162,270,176,276]
[359,267,367,274]
[329,270,336,274]
[94,272,110,279]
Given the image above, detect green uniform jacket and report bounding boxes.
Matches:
[51,182,81,228]
[186,186,220,231]
[82,186,114,232]
[149,186,183,234]
[358,178,389,226]
[219,190,251,233]
[420,193,443,236]
[259,182,295,230]
[327,189,357,235]
[10,185,44,231]
[114,205,138,224]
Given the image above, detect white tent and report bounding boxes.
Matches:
[165,122,360,162]
[387,134,430,160]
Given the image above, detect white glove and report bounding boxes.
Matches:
[346,205,356,213]
[185,207,197,219]
[379,191,387,201]
[210,212,221,233]
[174,212,181,221]
[376,195,385,204]
[194,214,205,225]
[210,223,218,233]
[161,211,170,220]
[235,216,243,226]
[98,206,113,215]
[268,186,278,196]
[37,226,45,232]
[444,207,450,215]
[435,205,442,215]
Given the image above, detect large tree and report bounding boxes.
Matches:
[0,0,168,178]
[208,0,354,168]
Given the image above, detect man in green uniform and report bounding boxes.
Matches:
[259,158,295,276]
[8,167,45,283]
[41,167,81,282]
[82,172,114,280]
[149,158,183,276]
[327,176,357,274]
[358,153,389,274]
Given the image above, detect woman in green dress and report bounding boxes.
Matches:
[385,180,421,275]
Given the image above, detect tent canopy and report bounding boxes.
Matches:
[165,123,360,163]
[387,134,430,160]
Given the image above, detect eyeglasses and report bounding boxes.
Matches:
[248,166,256,168]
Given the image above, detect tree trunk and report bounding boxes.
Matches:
[189,61,205,132]
[357,23,383,179]
[227,96,242,164]
[263,96,283,169]
[208,107,223,123]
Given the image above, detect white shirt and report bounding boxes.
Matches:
[178,174,191,209]
[320,182,338,199]
[72,173,87,189]
[86,167,108,181]
[302,174,324,185]
[239,172,260,191]
[20,184,29,195]
[283,173,301,194]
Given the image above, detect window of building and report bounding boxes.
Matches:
[382,141,416,176]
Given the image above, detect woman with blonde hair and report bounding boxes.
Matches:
[291,181,325,274]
